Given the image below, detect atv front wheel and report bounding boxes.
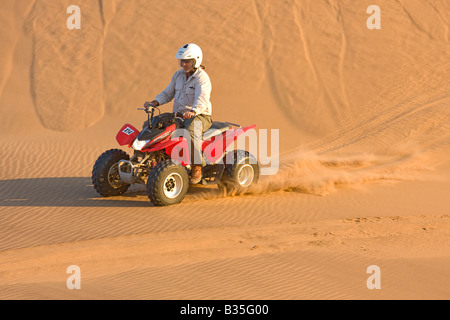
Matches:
[146,159,189,206]
[219,150,260,195]
[92,149,131,197]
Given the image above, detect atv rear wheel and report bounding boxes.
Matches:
[219,150,259,195]
[92,149,131,197]
[146,159,189,206]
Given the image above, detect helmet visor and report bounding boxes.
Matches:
[179,58,196,69]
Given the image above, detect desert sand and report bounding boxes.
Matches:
[0,0,449,300]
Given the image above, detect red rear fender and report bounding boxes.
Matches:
[202,125,257,163]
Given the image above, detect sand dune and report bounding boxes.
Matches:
[1,0,450,300]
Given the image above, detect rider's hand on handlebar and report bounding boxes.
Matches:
[144,100,159,109]
[183,111,196,119]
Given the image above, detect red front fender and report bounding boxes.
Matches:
[147,137,190,166]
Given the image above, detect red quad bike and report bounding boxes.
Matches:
[92,106,260,206]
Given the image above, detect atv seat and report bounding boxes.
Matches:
[203,122,232,140]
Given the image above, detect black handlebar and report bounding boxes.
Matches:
[137,106,185,129]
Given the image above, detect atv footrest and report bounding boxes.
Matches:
[200,163,225,185]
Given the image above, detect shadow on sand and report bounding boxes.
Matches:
[0,177,154,208]
[0,177,221,208]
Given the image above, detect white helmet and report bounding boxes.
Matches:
[176,43,203,68]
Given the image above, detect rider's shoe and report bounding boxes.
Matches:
[190,165,202,184]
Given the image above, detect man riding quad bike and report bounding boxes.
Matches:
[92,43,259,206]
[91,105,260,206]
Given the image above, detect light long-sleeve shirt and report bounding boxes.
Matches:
[155,68,212,116]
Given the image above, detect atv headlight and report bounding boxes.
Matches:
[132,139,148,151]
